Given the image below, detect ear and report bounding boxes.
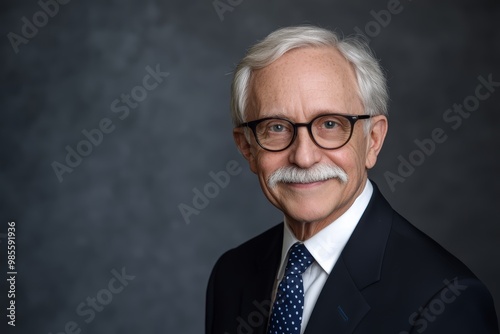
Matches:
[233,128,258,174]
[365,115,388,169]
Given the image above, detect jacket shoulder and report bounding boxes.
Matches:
[388,211,475,278]
[214,222,283,270]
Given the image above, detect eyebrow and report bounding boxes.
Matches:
[258,112,291,119]
[258,109,345,120]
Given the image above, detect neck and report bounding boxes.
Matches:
[287,213,343,241]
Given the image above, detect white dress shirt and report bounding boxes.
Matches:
[270,180,373,334]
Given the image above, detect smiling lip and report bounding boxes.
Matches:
[285,180,328,188]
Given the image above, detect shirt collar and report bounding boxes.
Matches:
[276,180,374,280]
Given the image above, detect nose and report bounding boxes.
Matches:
[287,126,322,168]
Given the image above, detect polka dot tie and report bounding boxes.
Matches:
[267,243,314,334]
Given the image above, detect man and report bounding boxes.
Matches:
[206,25,498,334]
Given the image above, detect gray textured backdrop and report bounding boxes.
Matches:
[1,0,499,333]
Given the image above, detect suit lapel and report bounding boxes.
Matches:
[305,183,394,333]
[240,224,283,334]
[305,256,370,334]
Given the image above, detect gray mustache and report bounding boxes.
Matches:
[267,164,348,188]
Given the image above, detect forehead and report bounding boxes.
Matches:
[247,46,362,120]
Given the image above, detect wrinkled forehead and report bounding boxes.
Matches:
[247,46,362,120]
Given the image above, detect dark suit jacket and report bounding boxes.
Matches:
[206,183,498,333]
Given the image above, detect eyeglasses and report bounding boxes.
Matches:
[237,113,371,152]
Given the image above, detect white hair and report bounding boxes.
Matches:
[230,25,389,133]
[267,163,348,188]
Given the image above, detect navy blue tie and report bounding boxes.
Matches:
[267,243,314,334]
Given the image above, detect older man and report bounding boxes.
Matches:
[206,26,498,334]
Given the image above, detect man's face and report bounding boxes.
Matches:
[234,47,387,233]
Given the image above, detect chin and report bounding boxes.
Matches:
[280,198,337,224]
[265,180,346,223]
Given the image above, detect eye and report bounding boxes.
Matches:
[256,119,292,138]
[265,120,291,133]
[322,120,339,129]
[270,124,286,132]
[314,115,349,133]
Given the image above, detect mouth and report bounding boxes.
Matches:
[284,179,329,189]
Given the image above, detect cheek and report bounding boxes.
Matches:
[256,152,280,177]
[325,145,367,177]
[248,144,264,173]
[348,135,369,168]
[254,151,291,187]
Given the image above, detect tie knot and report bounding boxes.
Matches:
[284,243,314,277]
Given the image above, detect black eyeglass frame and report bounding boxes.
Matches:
[237,113,372,152]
